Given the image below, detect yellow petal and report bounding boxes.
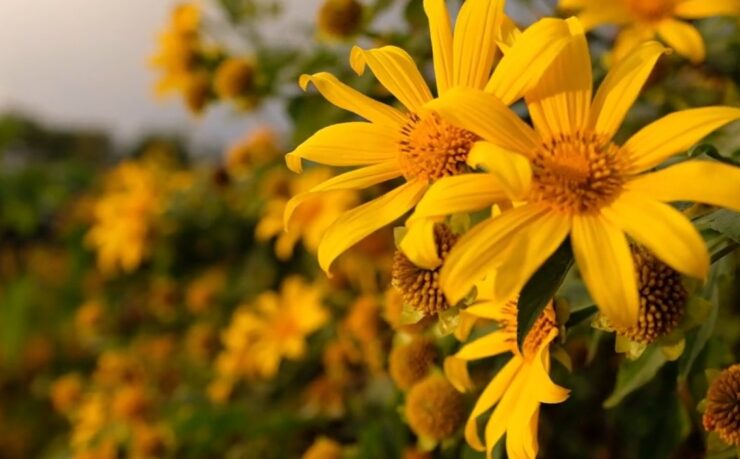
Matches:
[525,18,592,140]
[589,41,668,139]
[505,390,540,459]
[626,161,740,212]
[454,311,480,342]
[487,17,572,106]
[283,161,402,229]
[467,142,533,200]
[318,180,427,273]
[465,356,522,451]
[496,14,522,52]
[440,204,547,304]
[424,0,454,95]
[531,329,570,404]
[409,173,510,222]
[429,88,540,155]
[571,213,638,329]
[444,356,475,393]
[484,370,526,457]
[350,46,433,112]
[452,0,504,89]
[610,26,657,64]
[624,107,740,173]
[287,122,399,171]
[454,331,514,360]
[400,219,441,270]
[657,19,705,63]
[490,210,571,305]
[576,5,631,30]
[674,0,740,18]
[299,72,406,128]
[603,191,709,279]
[465,300,513,321]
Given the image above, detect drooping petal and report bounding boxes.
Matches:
[531,329,570,404]
[674,0,740,18]
[455,332,515,360]
[490,211,571,305]
[318,180,427,272]
[505,386,540,459]
[399,218,441,270]
[623,107,740,173]
[444,356,475,393]
[603,191,709,279]
[424,0,454,95]
[440,204,548,304]
[496,15,522,52]
[299,72,406,128]
[452,0,504,90]
[283,161,402,229]
[626,161,740,211]
[484,369,526,457]
[486,17,572,105]
[524,18,592,140]
[409,173,511,223]
[286,122,399,172]
[430,88,540,156]
[571,213,639,328]
[350,46,433,112]
[657,18,705,64]
[588,41,668,139]
[465,356,522,451]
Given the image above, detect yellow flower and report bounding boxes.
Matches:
[444,300,569,458]
[225,126,280,175]
[150,3,202,97]
[317,0,364,39]
[215,276,327,380]
[560,0,740,63]
[257,168,358,259]
[85,161,162,275]
[409,21,740,328]
[185,268,226,314]
[285,0,575,273]
[302,436,343,459]
[213,57,255,100]
[404,374,466,441]
[50,373,84,414]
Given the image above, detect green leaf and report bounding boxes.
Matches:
[701,209,740,243]
[517,240,574,350]
[688,143,740,167]
[678,289,719,380]
[603,346,667,408]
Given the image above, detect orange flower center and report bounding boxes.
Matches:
[398,111,478,182]
[624,0,674,22]
[703,364,740,446]
[530,133,627,213]
[494,300,557,362]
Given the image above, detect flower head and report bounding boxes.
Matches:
[389,336,438,390]
[444,299,568,458]
[560,0,740,63]
[409,20,740,328]
[703,364,740,446]
[317,0,364,39]
[285,0,574,273]
[405,374,466,441]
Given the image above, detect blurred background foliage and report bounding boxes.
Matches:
[0,0,739,458]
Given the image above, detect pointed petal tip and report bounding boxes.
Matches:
[285,153,302,173]
[349,46,367,75]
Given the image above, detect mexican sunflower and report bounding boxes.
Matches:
[444,296,568,458]
[559,0,740,63]
[406,19,740,328]
[284,0,575,273]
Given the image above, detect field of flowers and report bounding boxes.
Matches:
[1,1,739,458]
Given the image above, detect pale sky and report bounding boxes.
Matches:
[0,0,321,151]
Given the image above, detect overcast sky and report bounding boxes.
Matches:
[0,0,322,151]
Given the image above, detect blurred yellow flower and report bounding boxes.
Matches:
[411,21,740,328]
[225,126,281,176]
[257,168,358,260]
[215,276,327,381]
[185,267,226,314]
[302,436,343,459]
[214,57,255,101]
[445,300,568,458]
[50,373,84,414]
[285,0,574,273]
[560,0,740,63]
[317,0,364,39]
[151,3,202,96]
[85,161,163,275]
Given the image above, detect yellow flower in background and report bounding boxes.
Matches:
[185,267,226,314]
[445,299,568,458]
[285,0,576,273]
[317,0,364,40]
[409,20,740,328]
[215,276,327,382]
[213,57,255,101]
[85,161,162,275]
[150,2,202,96]
[225,127,281,175]
[560,0,740,63]
[257,168,358,260]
